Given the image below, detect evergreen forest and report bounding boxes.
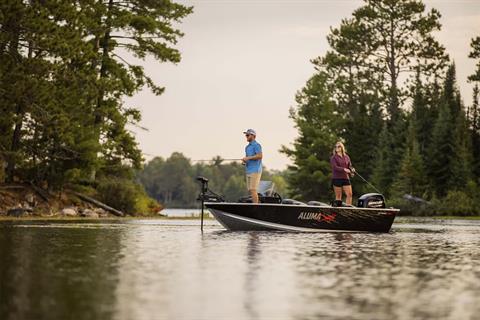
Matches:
[282,0,480,215]
[1,0,479,215]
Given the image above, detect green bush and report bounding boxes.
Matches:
[388,197,434,216]
[135,193,163,216]
[388,180,480,216]
[434,190,479,216]
[96,178,160,215]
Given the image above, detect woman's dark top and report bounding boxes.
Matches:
[330,153,352,180]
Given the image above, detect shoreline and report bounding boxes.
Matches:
[396,216,480,221]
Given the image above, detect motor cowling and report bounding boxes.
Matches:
[357,193,386,208]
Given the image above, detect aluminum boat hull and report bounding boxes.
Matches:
[205,202,398,232]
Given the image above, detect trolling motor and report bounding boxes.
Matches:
[197,176,209,197]
[196,176,224,202]
[196,176,224,231]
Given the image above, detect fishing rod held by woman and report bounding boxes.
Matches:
[330,141,355,206]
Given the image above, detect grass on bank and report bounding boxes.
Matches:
[429,216,480,220]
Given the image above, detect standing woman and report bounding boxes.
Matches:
[330,142,354,205]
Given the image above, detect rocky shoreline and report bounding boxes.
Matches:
[0,183,120,218]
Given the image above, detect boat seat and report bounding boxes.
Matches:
[258,180,275,196]
[307,201,330,207]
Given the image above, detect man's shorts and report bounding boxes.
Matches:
[246,172,262,191]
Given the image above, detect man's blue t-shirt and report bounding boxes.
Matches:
[245,140,262,174]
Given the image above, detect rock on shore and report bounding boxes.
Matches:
[0,184,116,218]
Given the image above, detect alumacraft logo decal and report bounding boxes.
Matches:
[297,211,336,222]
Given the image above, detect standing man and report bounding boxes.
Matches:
[242,129,263,203]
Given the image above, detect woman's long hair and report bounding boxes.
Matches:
[332,141,346,156]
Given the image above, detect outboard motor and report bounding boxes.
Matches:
[357,193,386,208]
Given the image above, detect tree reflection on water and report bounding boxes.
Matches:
[1,220,479,320]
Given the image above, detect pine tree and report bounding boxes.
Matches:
[371,124,395,195]
[427,64,464,196]
[450,106,472,190]
[425,78,442,125]
[83,0,192,178]
[468,37,480,181]
[428,99,454,197]
[0,1,192,188]
[411,70,432,155]
[0,1,91,183]
[371,120,410,197]
[442,64,462,117]
[443,64,471,190]
[469,85,480,180]
[311,0,448,197]
[281,72,342,201]
[392,120,427,197]
[316,19,384,194]
[349,0,448,119]
[344,100,383,194]
[468,37,480,82]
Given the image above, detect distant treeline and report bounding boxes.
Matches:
[283,0,480,215]
[137,153,289,208]
[0,1,191,213]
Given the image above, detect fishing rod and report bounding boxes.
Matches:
[192,158,243,162]
[352,170,383,195]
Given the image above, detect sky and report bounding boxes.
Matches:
[125,0,480,170]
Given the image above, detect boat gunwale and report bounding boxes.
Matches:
[204,202,400,212]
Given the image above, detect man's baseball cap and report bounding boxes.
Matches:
[243,129,256,136]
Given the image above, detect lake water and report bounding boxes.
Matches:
[0,218,479,320]
[160,208,212,218]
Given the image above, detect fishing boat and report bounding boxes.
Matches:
[197,177,399,233]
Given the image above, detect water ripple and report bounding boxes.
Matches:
[0,219,479,320]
